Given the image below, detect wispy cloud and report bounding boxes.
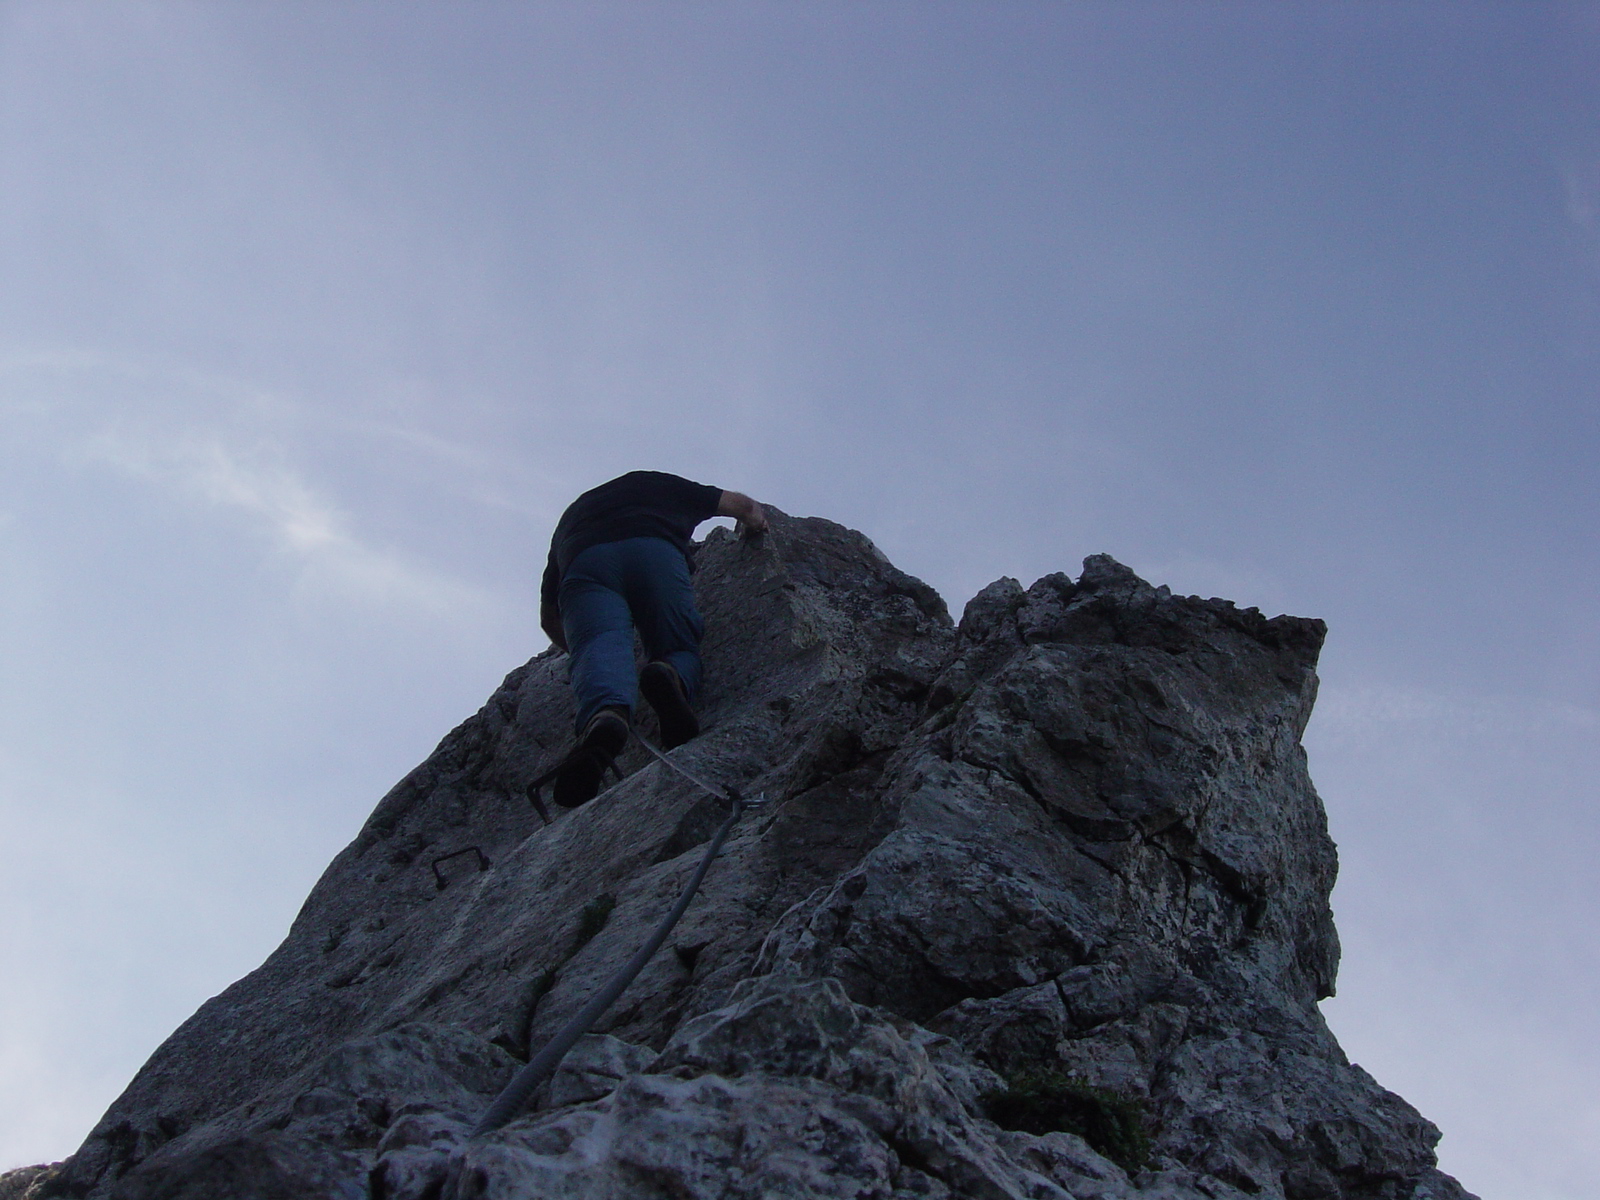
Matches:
[342,415,568,523]
[0,347,503,620]
[1559,159,1600,279]
[1310,681,1598,745]
[81,425,492,617]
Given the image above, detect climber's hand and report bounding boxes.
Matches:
[717,490,768,537]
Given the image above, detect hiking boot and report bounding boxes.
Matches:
[639,660,699,749]
[553,707,630,808]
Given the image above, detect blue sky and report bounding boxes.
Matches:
[1,5,1595,1196]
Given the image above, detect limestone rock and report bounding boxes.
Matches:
[37,512,1475,1200]
[0,1165,62,1200]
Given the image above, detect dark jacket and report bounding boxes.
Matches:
[539,471,722,636]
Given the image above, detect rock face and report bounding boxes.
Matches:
[19,512,1475,1200]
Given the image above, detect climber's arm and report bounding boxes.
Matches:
[540,552,569,652]
[540,604,568,652]
[717,490,768,536]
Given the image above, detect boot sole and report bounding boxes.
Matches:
[554,713,629,807]
[640,663,699,749]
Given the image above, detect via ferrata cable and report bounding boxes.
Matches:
[468,728,759,1137]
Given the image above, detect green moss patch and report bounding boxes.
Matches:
[981,1070,1152,1173]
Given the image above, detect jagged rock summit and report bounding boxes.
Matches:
[15,512,1475,1200]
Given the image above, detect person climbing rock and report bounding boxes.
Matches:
[539,470,768,807]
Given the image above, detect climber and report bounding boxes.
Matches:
[539,469,768,807]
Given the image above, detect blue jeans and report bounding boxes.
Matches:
[559,537,705,732]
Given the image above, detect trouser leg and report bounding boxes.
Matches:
[620,537,705,701]
[560,546,638,733]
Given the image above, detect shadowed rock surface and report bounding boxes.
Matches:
[10,512,1476,1199]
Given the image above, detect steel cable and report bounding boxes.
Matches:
[467,729,757,1138]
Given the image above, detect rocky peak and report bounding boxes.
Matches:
[12,511,1475,1200]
